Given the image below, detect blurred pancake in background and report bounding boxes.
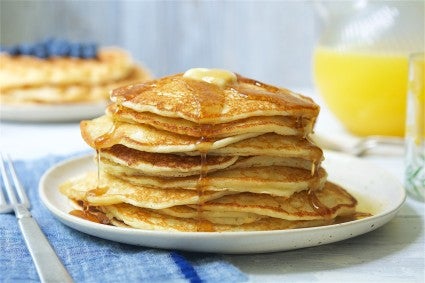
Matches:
[0,38,151,121]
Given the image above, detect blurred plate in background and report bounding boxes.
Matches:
[0,102,107,122]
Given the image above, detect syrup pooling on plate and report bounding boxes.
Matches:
[69,200,111,224]
[69,209,110,224]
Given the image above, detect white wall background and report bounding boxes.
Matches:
[0,0,319,89]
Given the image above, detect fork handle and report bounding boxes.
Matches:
[18,216,74,283]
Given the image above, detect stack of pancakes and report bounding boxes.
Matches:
[60,68,358,232]
[0,48,151,105]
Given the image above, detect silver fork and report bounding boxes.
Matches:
[0,153,73,283]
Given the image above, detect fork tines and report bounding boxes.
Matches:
[0,153,30,214]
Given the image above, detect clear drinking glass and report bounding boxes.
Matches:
[405,53,425,201]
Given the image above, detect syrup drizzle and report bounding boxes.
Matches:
[111,81,157,103]
[196,150,214,232]
[307,188,332,217]
[85,96,127,203]
[96,149,101,186]
[235,76,317,111]
[194,128,216,232]
[310,160,316,176]
[296,116,303,129]
[186,77,226,232]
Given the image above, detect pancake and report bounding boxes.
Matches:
[228,156,316,172]
[100,152,316,178]
[81,116,322,163]
[106,103,315,138]
[99,141,319,177]
[197,182,357,221]
[66,182,353,231]
[186,133,323,161]
[1,66,150,104]
[100,144,239,177]
[99,204,334,232]
[110,73,320,124]
[100,160,327,197]
[159,205,265,225]
[0,48,135,90]
[60,171,232,209]
[81,115,262,152]
[68,182,353,231]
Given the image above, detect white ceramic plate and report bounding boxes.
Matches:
[0,102,107,122]
[39,151,405,254]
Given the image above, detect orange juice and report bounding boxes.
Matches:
[313,47,409,136]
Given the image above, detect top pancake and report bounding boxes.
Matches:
[110,73,320,124]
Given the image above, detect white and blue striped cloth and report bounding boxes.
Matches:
[0,153,247,282]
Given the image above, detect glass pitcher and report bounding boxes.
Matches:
[313,1,424,137]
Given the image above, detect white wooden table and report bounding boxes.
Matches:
[1,90,423,283]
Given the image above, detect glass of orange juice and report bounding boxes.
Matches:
[313,1,424,137]
[313,48,409,136]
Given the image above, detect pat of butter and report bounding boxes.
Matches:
[183,68,237,87]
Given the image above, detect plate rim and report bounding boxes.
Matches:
[38,151,406,253]
[0,101,108,122]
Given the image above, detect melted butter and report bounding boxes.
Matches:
[183,68,237,88]
[184,78,226,123]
